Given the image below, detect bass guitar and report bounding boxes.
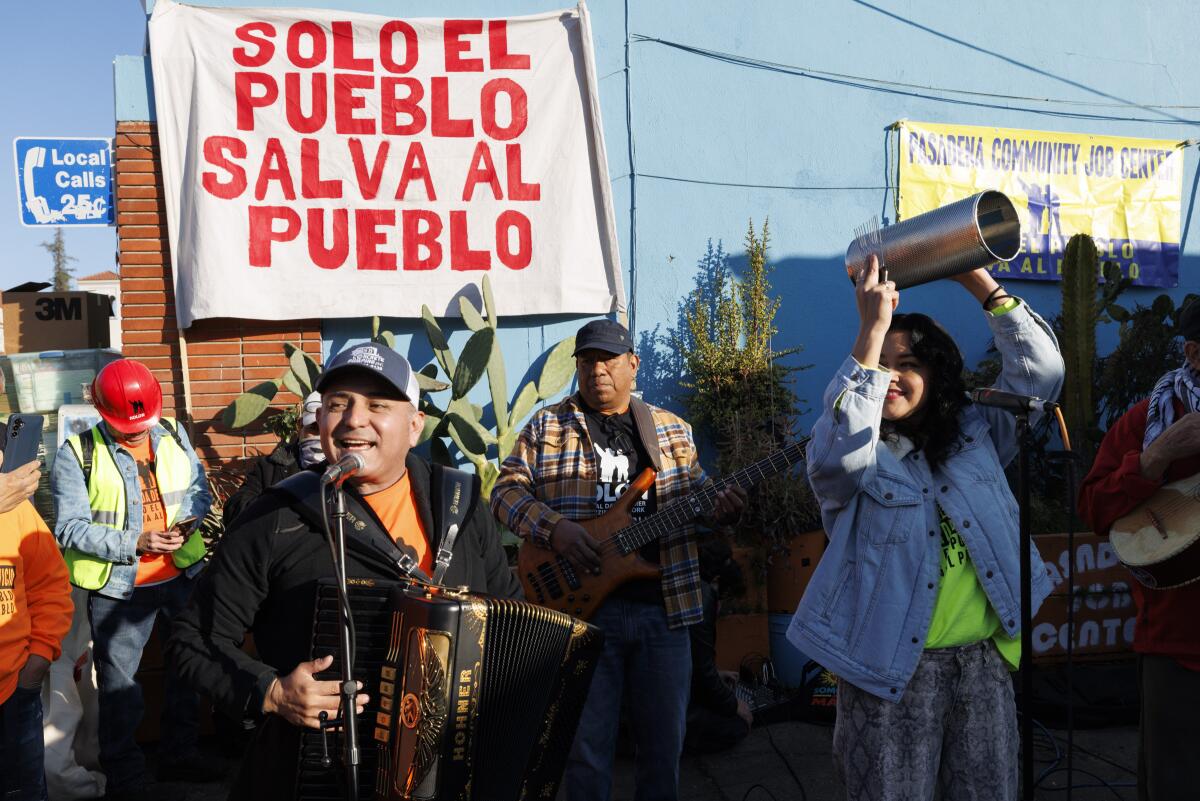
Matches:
[1110,474,1200,589]
[517,439,808,620]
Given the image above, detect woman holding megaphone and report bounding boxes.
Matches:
[786,255,1064,801]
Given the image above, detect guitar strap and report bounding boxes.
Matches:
[431,465,474,585]
[628,396,664,472]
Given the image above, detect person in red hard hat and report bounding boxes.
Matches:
[51,359,217,800]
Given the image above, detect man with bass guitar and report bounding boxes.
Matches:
[492,319,745,801]
[1078,300,1200,801]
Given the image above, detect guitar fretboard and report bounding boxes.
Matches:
[616,439,809,554]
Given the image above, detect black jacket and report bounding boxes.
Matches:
[168,454,521,798]
[221,441,301,527]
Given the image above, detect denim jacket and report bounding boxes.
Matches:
[51,421,212,600]
[787,302,1064,701]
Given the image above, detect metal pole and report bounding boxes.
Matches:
[1017,414,1035,801]
[333,488,360,801]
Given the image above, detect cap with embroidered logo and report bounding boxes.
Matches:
[316,343,420,401]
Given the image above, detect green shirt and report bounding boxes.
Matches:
[925,504,1020,668]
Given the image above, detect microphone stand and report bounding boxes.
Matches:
[1016,411,1035,801]
[329,483,360,801]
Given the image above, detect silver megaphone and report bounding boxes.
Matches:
[845,190,1022,289]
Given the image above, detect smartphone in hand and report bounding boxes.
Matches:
[171,515,198,536]
[1,414,44,473]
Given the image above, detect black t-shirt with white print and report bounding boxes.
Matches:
[583,405,662,605]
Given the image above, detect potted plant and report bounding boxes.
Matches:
[666,221,821,683]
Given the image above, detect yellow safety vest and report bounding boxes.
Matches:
[63,419,206,590]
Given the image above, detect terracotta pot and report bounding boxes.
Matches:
[766,529,827,613]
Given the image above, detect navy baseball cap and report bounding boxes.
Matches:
[316,343,420,401]
[573,319,634,356]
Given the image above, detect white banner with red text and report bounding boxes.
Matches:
[149,0,624,327]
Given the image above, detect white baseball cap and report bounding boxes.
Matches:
[300,392,322,428]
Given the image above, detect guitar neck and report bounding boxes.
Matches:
[619,438,809,553]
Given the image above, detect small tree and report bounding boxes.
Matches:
[41,228,76,290]
[675,221,818,553]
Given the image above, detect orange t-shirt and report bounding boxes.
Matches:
[125,438,182,586]
[361,473,432,576]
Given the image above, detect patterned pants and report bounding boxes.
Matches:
[833,640,1018,801]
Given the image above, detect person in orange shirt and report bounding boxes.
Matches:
[51,360,215,801]
[169,342,520,801]
[0,445,73,801]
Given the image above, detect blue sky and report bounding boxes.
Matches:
[0,3,147,290]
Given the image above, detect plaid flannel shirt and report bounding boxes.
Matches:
[491,393,710,628]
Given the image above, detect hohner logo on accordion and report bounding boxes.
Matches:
[372,584,603,801]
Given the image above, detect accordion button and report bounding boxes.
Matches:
[380,681,394,697]
[381,666,396,681]
[568,594,576,602]
[582,594,591,601]
[574,608,582,615]
[377,712,392,728]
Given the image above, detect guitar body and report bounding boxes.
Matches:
[1111,474,1200,589]
[518,469,660,620]
[515,438,810,620]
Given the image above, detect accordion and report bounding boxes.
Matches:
[299,578,603,801]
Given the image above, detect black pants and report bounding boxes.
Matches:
[1139,655,1200,801]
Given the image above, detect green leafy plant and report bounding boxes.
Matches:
[416,275,576,497]
[219,277,577,503]
[674,221,818,554]
[221,343,323,441]
[1100,291,1199,428]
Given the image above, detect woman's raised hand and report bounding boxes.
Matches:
[851,255,898,369]
[855,255,898,333]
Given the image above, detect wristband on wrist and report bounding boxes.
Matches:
[982,285,1006,309]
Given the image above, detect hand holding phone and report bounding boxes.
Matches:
[137,529,184,555]
[0,455,40,514]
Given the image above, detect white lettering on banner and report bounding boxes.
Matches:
[148,0,624,326]
[1032,617,1137,655]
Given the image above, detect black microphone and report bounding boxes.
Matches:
[970,388,1056,413]
[321,452,366,486]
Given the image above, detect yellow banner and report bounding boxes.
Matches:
[897,120,1183,287]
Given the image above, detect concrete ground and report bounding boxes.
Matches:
[157,720,1138,801]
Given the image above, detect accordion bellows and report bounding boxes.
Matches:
[299,579,604,801]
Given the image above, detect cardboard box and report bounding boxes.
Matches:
[766,529,827,613]
[2,291,112,353]
[716,612,769,672]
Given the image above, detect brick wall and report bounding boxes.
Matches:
[114,121,322,468]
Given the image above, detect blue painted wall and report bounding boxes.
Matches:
[118,0,1200,448]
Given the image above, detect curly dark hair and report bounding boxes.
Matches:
[881,313,969,469]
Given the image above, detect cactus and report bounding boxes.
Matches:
[221,343,323,439]
[1059,234,1098,460]
[419,275,576,497]
[1059,233,1131,464]
[220,277,576,498]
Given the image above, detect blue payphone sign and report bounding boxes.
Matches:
[13,137,114,227]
